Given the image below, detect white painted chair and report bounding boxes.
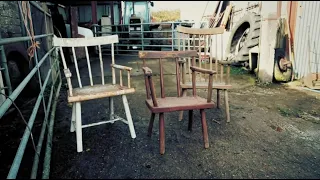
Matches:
[53,35,136,152]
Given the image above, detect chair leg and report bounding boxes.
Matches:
[224,90,230,123]
[188,110,193,131]
[200,109,209,149]
[159,113,165,155]
[178,89,187,121]
[122,95,136,139]
[148,113,155,137]
[217,89,220,109]
[109,97,114,123]
[70,103,76,132]
[75,102,83,152]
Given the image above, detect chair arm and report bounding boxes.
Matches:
[190,66,216,75]
[142,66,153,76]
[142,66,157,106]
[111,64,133,71]
[190,66,215,102]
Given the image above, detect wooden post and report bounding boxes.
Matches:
[159,113,165,155]
[148,113,155,137]
[70,6,78,38]
[91,1,98,24]
[111,1,115,25]
[200,109,209,149]
[159,59,165,98]
[277,1,282,18]
[118,1,122,24]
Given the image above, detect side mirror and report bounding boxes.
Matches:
[150,2,154,7]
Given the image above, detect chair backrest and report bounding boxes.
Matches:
[53,35,118,96]
[138,50,198,105]
[176,26,230,85]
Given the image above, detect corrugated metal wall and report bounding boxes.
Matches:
[294,1,320,79]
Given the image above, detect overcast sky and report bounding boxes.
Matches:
[151,1,219,22]
[151,1,286,20]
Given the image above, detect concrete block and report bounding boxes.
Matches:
[257,13,278,83]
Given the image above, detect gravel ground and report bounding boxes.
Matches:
[1,55,319,179]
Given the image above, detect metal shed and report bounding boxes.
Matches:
[293,1,320,79]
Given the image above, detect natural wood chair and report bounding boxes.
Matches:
[53,35,136,152]
[139,50,216,155]
[176,26,232,123]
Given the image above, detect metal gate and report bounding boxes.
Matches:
[92,21,196,55]
[0,1,61,179]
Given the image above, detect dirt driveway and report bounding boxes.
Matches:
[50,55,320,179]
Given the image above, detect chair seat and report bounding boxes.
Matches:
[180,82,232,90]
[146,96,215,113]
[68,84,135,103]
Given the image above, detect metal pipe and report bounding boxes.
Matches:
[7,67,52,179]
[92,21,194,26]
[171,22,174,51]
[0,44,12,95]
[28,1,48,128]
[301,87,320,93]
[30,60,59,179]
[141,23,144,51]
[30,81,54,179]
[0,47,55,119]
[0,34,53,46]
[42,79,62,179]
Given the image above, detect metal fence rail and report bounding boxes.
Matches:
[0,1,61,179]
[92,21,196,54]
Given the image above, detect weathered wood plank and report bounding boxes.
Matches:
[190,66,216,75]
[176,26,224,35]
[145,96,215,113]
[139,50,198,59]
[67,84,135,103]
[53,35,119,47]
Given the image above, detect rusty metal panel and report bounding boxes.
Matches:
[293,1,320,79]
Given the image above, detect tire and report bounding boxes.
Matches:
[7,55,40,97]
[225,12,261,65]
[273,48,292,82]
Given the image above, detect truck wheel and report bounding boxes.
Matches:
[225,12,261,65]
[7,59,22,91]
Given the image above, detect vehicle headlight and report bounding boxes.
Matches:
[136,27,141,31]
[130,27,134,30]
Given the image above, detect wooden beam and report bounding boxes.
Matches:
[111,1,114,25]
[91,1,97,24]
[70,6,78,38]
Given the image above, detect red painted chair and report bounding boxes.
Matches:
[139,50,216,155]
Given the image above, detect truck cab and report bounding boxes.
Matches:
[123,1,153,31]
[122,1,154,50]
